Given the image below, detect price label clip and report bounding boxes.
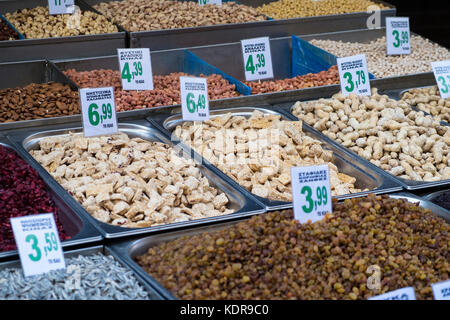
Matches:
[386,17,411,55]
[241,37,274,82]
[337,54,371,96]
[180,76,210,121]
[118,48,154,91]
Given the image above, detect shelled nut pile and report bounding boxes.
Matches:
[0,145,69,252]
[0,82,80,123]
[0,18,19,40]
[244,65,339,94]
[291,88,450,181]
[4,6,118,38]
[173,111,362,201]
[63,69,240,111]
[309,36,450,77]
[0,254,150,300]
[256,0,388,19]
[136,194,449,300]
[401,86,450,123]
[93,0,266,31]
[30,132,234,228]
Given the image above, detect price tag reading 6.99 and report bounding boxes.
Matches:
[337,54,371,96]
[180,76,210,121]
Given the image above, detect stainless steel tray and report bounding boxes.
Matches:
[0,138,102,262]
[147,106,402,211]
[423,189,450,213]
[0,245,163,300]
[0,0,126,63]
[109,192,450,300]
[7,119,265,239]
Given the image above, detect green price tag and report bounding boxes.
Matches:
[431,60,450,99]
[241,37,274,81]
[337,54,371,96]
[180,76,210,121]
[386,17,410,55]
[48,0,74,15]
[118,48,154,91]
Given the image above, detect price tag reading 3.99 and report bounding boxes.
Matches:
[291,164,332,224]
[386,17,410,55]
[118,48,154,91]
[431,60,450,99]
[180,76,210,121]
[10,213,66,277]
[241,37,274,81]
[337,54,371,96]
[48,0,75,15]
[80,87,118,137]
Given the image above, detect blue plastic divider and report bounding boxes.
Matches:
[183,50,251,96]
[0,14,25,40]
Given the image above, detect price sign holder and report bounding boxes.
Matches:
[240,37,274,81]
[11,213,66,277]
[369,287,416,300]
[431,280,450,300]
[431,60,450,99]
[291,164,332,224]
[337,54,371,96]
[386,17,410,55]
[80,87,118,137]
[48,0,75,15]
[198,0,222,5]
[180,76,210,121]
[118,48,154,91]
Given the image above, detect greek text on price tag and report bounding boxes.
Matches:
[386,17,410,55]
[369,287,416,300]
[241,37,274,81]
[48,0,75,15]
[118,48,154,91]
[180,76,210,121]
[431,60,450,99]
[198,0,222,6]
[80,87,118,137]
[337,54,371,96]
[291,164,332,224]
[11,213,66,277]
[431,280,450,300]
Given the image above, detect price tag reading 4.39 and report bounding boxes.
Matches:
[11,213,65,277]
[118,48,154,91]
[386,17,410,55]
[48,0,75,15]
[80,87,118,137]
[337,54,371,96]
[431,60,450,99]
[241,37,274,81]
[291,164,332,224]
[180,76,210,121]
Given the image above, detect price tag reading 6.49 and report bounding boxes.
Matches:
[180,76,210,121]
[80,87,118,137]
[291,164,332,224]
[337,54,371,96]
[11,213,66,277]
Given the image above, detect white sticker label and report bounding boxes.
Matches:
[118,48,154,91]
[369,287,416,300]
[431,280,450,300]
[386,17,411,55]
[80,87,118,137]
[337,54,371,96]
[198,0,222,5]
[431,60,450,99]
[180,76,210,121]
[10,213,66,277]
[241,37,274,81]
[291,164,332,224]
[48,0,75,15]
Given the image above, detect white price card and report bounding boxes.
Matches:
[431,280,450,300]
[10,213,66,277]
[337,54,371,96]
[180,76,210,121]
[118,48,154,91]
[80,87,118,137]
[386,17,410,55]
[241,37,274,81]
[369,287,416,300]
[48,0,75,15]
[291,164,332,224]
[198,0,222,5]
[431,60,450,99]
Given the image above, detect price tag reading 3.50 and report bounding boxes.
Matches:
[48,0,75,15]
[180,76,210,121]
[386,17,410,55]
[11,213,66,277]
[337,54,371,96]
[369,287,416,300]
[431,60,450,99]
[118,48,154,91]
[80,87,118,137]
[291,164,332,224]
[241,37,274,81]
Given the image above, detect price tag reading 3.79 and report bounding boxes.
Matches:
[431,60,450,99]
[11,213,66,277]
[337,54,371,96]
[241,37,274,81]
[291,164,332,224]
[118,48,154,91]
[386,17,410,55]
[180,76,210,121]
[80,87,118,137]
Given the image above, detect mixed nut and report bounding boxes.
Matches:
[0,17,20,41]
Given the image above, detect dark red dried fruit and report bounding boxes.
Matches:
[0,145,69,252]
